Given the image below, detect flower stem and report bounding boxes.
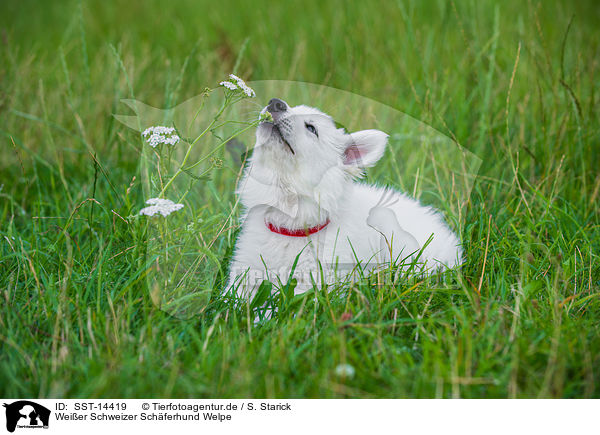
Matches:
[158,99,228,197]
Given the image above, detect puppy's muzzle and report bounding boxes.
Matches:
[267,98,288,121]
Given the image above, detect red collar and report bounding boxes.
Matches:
[266,218,330,237]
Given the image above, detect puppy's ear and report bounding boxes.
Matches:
[343,130,388,172]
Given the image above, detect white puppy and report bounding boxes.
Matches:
[227,98,462,299]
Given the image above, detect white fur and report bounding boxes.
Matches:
[227,101,462,299]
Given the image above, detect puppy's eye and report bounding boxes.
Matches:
[305,122,318,137]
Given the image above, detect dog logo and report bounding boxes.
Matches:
[2,401,50,432]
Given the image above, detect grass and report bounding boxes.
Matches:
[1,0,599,398]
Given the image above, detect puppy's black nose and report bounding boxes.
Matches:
[267,98,287,113]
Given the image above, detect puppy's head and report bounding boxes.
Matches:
[251,98,388,200]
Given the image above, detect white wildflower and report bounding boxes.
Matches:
[220,74,255,97]
[228,73,243,83]
[334,363,355,379]
[139,198,184,217]
[142,126,180,148]
[240,84,255,97]
[219,81,238,90]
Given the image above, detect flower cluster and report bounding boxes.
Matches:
[142,126,180,148]
[220,81,237,90]
[259,110,274,123]
[219,74,255,97]
[139,198,184,217]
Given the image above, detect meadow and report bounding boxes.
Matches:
[0,0,599,398]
